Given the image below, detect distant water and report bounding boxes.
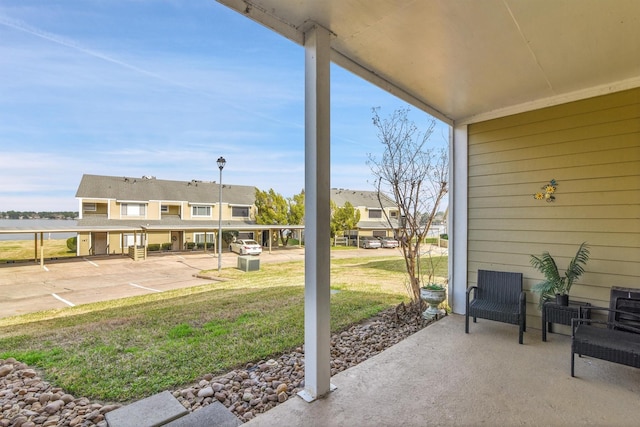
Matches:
[0,219,78,241]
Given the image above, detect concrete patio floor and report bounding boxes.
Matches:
[245,315,640,426]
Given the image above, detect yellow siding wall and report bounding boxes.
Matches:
[108,234,122,254]
[147,201,160,220]
[467,88,640,325]
[109,200,119,219]
[164,205,181,215]
[147,232,171,245]
[78,232,90,255]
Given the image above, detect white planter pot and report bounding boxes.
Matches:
[420,287,446,320]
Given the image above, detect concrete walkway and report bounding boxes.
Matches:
[245,315,640,427]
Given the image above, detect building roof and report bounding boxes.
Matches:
[75,174,256,206]
[357,220,399,230]
[75,215,266,230]
[330,188,397,209]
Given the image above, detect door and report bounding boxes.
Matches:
[171,231,183,251]
[92,232,108,255]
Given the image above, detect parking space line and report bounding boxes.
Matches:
[83,258,99,267]
[129,283,161,293]
[43,266,49,272]
[52,293,75,307]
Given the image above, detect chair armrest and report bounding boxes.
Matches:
[466,286,478,301]
[571,307,640,336]
[519,291,526,306]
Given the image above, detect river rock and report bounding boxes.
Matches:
[1,306,431,425]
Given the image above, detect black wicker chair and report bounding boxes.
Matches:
[465,269,526,344]
[571,306,640,377]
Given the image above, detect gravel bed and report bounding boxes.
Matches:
[1,305,433,426]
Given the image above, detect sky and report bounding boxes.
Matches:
[0,0,449,212]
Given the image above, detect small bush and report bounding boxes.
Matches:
[196,243,214,250]
[186,242,196,250]
[440,234,448,240]
[66,237,77,252]
[161,243,172,251]
[147,244,161,251]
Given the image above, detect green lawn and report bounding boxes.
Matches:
[0,255,447,402]
[0,239,74,261]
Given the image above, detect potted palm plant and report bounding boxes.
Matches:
[530,242,590,308]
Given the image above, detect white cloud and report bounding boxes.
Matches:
[0,1,448,212]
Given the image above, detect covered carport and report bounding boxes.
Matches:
[0,225,143,266]
[218,0,640,402]
[140,223,305,255]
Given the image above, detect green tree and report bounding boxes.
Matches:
[289,190,305,225]
[255,188,305,246]
[255,189,289,224]
[330,201,361,239]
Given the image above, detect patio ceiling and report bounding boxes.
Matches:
[218,0,640,124]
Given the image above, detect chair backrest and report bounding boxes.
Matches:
[608,286,640,330]
[477,270,523,304]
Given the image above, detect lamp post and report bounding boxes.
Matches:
[217,156,226,272]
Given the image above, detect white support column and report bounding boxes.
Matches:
[450,124,469,314]
[298,22,334,402]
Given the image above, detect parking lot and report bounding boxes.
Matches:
[0,249,307,319]
[0,246,413,319]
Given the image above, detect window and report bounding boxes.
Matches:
[232,206,249,217]
[121,203,146,217]
[161,205,168,213]
[192,205,211,217]
[84,203,96,212]
[123,234,144,247]
[194,232,215,244]
[368,209,382,219]
[390,210,398,218]
[372,230,386,237]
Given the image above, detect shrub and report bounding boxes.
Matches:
[147,244,161,251]
[288,238,303,246]
[186,242,196,250]
[161,243,172,251]
[196,243,214,250]
[66,237,77,252]
[440,234,448,240]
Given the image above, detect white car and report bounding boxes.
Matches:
[358,236,382,249]
[229,239,262,255]
[378,236,399,248]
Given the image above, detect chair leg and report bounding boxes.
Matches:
[465,313,469,333]
[519,324,524,345]
[571,351,575,377]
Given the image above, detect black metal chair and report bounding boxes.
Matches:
[465,269,526,344]
[571,287,640,378]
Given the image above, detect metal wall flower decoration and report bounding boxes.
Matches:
[534,179,557,202]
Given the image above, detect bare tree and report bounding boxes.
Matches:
[368,107,449,305]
